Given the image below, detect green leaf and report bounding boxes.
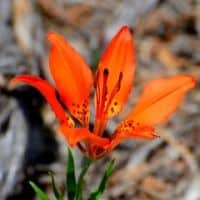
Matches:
[75,157,93,200]
[29,181,49,200]
[49,172,64,200]
[88,159,115,200]
[66,147,76,200]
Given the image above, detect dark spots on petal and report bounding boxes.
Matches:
[70,100,90,125]
[118,120,140,133]
[128,122,132,126]
[111,107,115,113]
[83,103,87,108]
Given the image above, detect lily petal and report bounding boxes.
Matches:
[95,26,135,119]
[47,32,93,126]
[108,124,156,151]
[127,75,196,126]
[59,124,110,148]
[12,75,74,126]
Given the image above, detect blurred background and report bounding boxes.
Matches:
[0,0,199,199]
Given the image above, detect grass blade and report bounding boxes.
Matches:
[66,147,76,200]
[88,159,115,200]
[75,157,93,200]
[49,172,64,200]
[29,181,49,200]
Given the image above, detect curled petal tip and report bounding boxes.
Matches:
[46,32,61,44]
[9,77,20,89]
[180,75,196,88]
[119,25,132,37]
[152,133,160,138]
[46,32,54,41]
[11,76,21,82]
[187,75,196,87]
[10,76,28,87]
[10,77,17,84]
[120,25,131,32]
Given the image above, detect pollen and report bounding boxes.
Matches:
[66,117,74,128]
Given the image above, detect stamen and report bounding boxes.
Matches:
[103,68,109,76]
[96,68,109,117]
[116,72,123,91]
[100,68,109,112]
[94,68,124,136]
[93,68,110,136]
[94,70,100,111]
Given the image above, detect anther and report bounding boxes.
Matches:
[103,68,109,76]
[116,72,123,91]
[94,70,99,89]
[99,68,109,114]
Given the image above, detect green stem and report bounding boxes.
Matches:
[67,148,77,200]
[74,157,93,200]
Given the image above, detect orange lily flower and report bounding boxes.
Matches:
[12,26,196,159]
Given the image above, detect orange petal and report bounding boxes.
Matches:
[108,123,156,151]
[47,32,93,126]
[59,124,110,148]
[12,75,74,126]
[127,75,196,125]
[95,26,135,118]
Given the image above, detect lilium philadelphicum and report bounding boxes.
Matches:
[12,26,196,159]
